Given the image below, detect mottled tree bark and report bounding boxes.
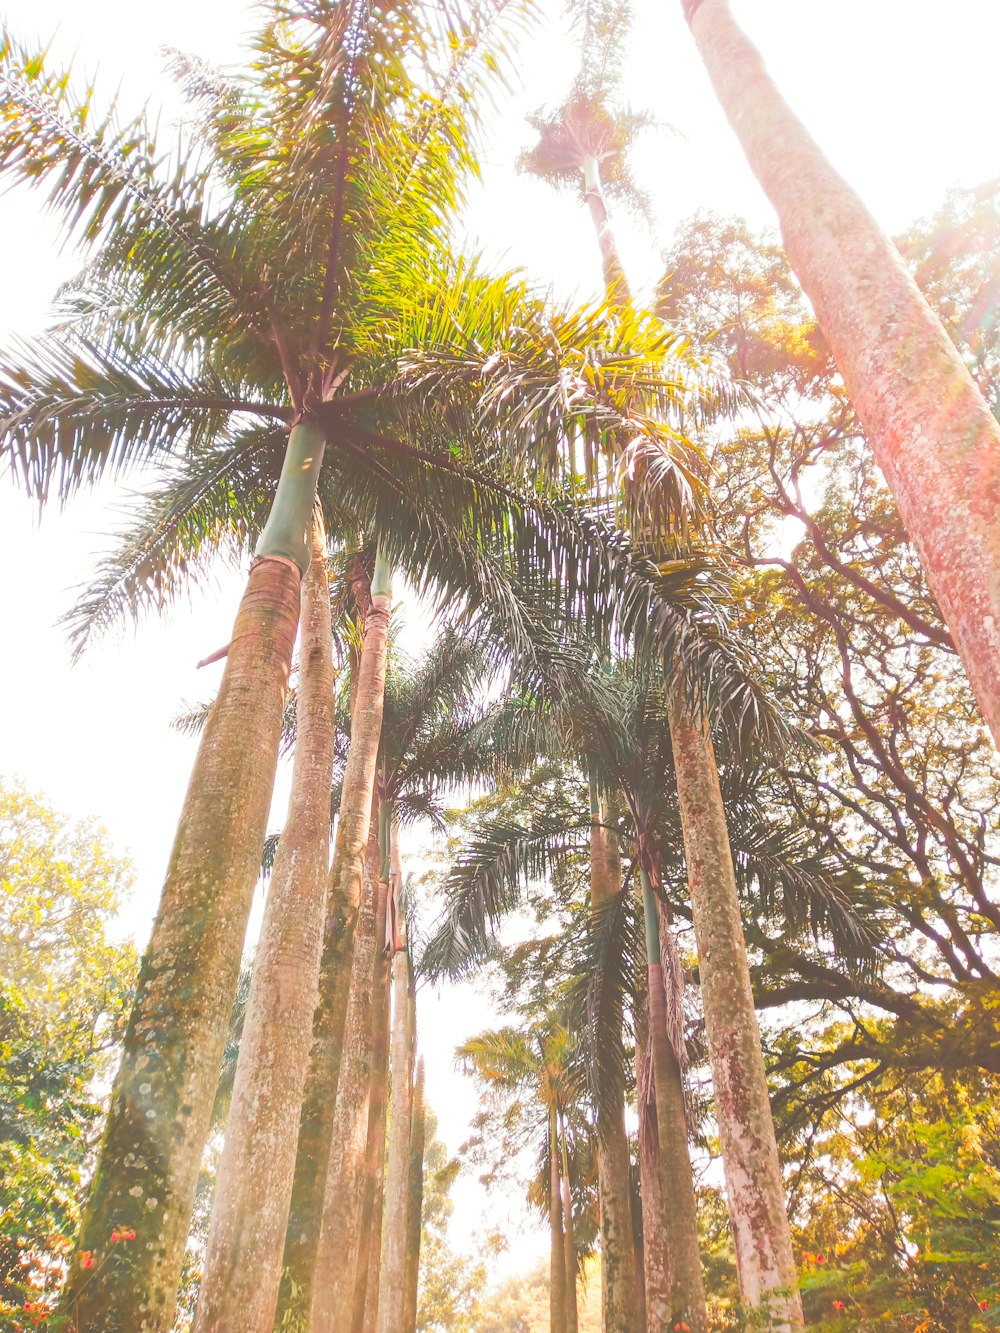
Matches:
[63,553,301,1333]
[279,562,391,1322]
[559,1113,579,1333]
[308,857,383,1332]
[589,805,641,1332]
[640,872,708,1333]
[376,940,413,1333]
[668,691,802,1329]
[400,1058,426,1333]
[549,1106,567,1333]
[634,981,671,1331]
[685,0,1000,747]
[195,515,334,1333]
[352,918,390,1333]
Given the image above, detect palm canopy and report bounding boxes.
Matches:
[0,9,725,617]
[421,654,883,984]
[520,0,664,217]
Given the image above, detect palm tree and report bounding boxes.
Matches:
[457,1018,584,1333]
[524,21,804,1318]
[310,852,388,1333]
[680,0,1000,747]
[2,10,716,1322]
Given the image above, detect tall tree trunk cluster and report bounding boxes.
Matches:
[57,2,1000,1328]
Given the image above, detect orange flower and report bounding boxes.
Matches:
[121,1228,136,1241]
[980,1300,991,1311]
[80,1251,94,1269]
[832,1301,846,1311]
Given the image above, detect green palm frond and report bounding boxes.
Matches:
[568,885,641,1123]
[420,805,588,982]
[0,325,286,503]
[0,32,263,329]
[62,426,284,657]
[729,814,885,980]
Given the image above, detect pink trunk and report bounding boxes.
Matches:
[687,0,1000,746]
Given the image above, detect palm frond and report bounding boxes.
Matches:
[62,426,283,656]
[420,807,588,981]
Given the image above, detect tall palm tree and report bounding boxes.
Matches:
[524,25,804,1318]
[425,650,880,1330]
[2,9,715,1323]
[680,0,1000,747]
[375,911,415,1333]
[310,853,388,1333]
[457,1017,584,1333]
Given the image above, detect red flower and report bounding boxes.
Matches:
[832,1301,846,1311]
[110,1230,121,1243]
[121,1228,136,1241]
[980,1300,991,1311]
[80,1251,94,1269]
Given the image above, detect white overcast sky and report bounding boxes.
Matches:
[2,0,999,1282]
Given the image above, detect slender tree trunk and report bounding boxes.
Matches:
[579,152,799,1327]
[634,981,671,1331]
[639,871,708,1333]
[559,1113,579,1333]
[684,0,1000,746]
[308,862,384,1333]
[582,156,632,301]
[401,1058,426,1333]
[588,795,641,1332]
[549,1105,567,1333]
[376,923,413,1333]
[63,438,324,1329]
[352,918,390,1333]
[668,691,802,1329]
[279,554,392,1322]
[195,513,334,1333]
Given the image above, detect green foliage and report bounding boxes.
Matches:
[0,783,136,1329]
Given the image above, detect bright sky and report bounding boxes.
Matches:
[2,0,999,1289]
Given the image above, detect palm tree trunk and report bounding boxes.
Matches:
[63,425,325,1333]
[582,156,631,300]
[308,861,385,1332]
[639,870,708,1333]
[684,0,1000,746]
[401,1057,426,1333]
[635,991,670,1331]
[579,151,798,1327]
[376,915,413,1333]
[279,553,392,1322]
[667,691,802,1329]
[352,916,391,1333]
[195,513,334,1333]
[588,793,641,1331]
[637,997,669,1327]
[549,1105,567,1333]
[559,1113,579,1333]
